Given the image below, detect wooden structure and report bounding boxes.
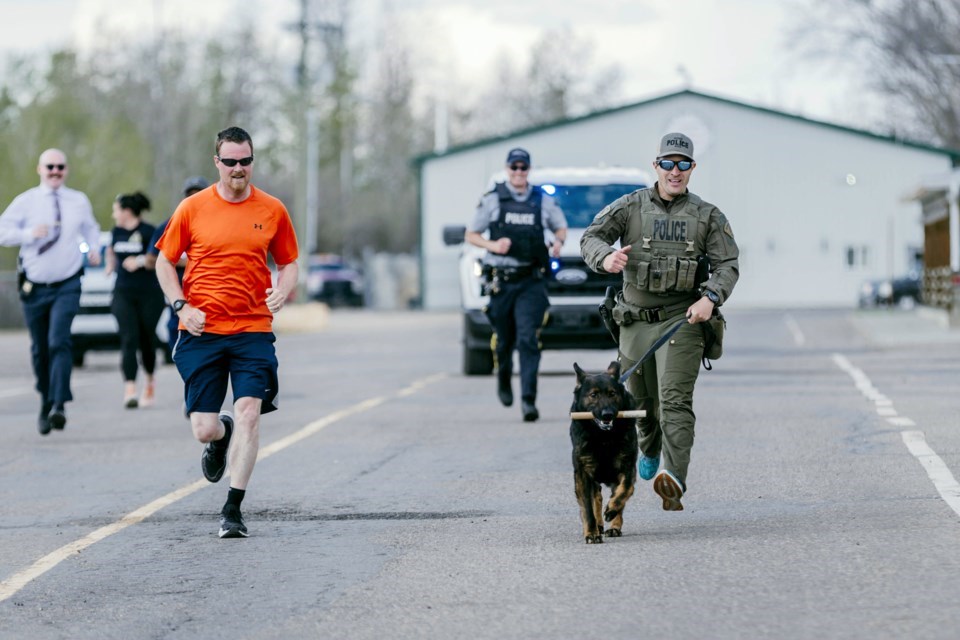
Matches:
[916,171,960,312]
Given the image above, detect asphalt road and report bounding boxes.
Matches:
[2,307,960,639]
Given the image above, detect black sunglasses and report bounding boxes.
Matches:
[217,155,254,167]
[45,164,66,171]
[509,164,529,172]
[656,159,693,172]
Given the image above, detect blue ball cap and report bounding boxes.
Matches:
[506,148,531,165]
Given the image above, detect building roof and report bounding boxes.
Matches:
[417,89,960,165]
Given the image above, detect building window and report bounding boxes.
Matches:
[845,244,870,269]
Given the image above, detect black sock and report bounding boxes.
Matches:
[225,487,245,509]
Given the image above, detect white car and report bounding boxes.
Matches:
[70,232,171,367]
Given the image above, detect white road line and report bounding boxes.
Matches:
[887,417,916,428]
[783,314,806,346]
[901,431,960,517]
[0,372,448,604]
[0,378,96,401]
[0,387,35,399]
[833,352,960,519]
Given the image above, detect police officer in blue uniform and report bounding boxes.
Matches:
[0,148,102,435]
[466,148,567,421]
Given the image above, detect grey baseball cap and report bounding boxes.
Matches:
[182,176,210,196]
[657,132,694,160]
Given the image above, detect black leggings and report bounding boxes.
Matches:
[111,288,165,382]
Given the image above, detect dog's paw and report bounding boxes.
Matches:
[603,507,621,522]
[605,527,622,537]
[584,534,604,544]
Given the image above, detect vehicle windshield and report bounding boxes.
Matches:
[538,183,645,228]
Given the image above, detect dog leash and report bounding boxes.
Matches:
[618,318,688,384]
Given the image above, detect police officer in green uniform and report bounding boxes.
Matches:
[580,132,739,511]
[466,148,568,422]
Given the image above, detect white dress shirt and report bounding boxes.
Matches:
[0,184,101,283]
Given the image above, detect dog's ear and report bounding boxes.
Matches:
[606,361,621,377]
[574,362,586,383]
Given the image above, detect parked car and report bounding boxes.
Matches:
[858,273,921,309]
[306,255,364,307]
[70,233,171,367]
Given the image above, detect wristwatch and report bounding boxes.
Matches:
[172,299,188,313]
[702,290,720,305]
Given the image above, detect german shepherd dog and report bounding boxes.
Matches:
[570,362,639,544]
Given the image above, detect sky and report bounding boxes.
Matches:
[0,0,874,132]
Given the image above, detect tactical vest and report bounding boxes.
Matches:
[489,183,549,267]
[623,189,708,294]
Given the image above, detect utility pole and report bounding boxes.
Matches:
[284,0,343,297]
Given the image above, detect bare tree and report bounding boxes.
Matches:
[351,12,430,255]
[448,26,624,144]
[793,0,960,148]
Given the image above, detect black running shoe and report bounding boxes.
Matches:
[201,411,233,483]
[218,504,248,538]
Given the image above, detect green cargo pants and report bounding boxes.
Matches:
[619,313,706,489]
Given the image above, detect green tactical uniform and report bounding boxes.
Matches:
[580,186,739,489]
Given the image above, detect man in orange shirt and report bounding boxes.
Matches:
[155,126,299,538]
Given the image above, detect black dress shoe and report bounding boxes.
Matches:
[48,409,66,431]
[497,380,513,407]
[497,371,513,407]
[38,402,53,436]
[521,400,539,422]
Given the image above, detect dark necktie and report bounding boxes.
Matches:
[38,191,62,255]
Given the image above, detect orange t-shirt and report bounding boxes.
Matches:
[156,184,299,335]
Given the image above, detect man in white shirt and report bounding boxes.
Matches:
[0,149,101,435]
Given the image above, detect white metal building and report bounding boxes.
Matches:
[419,89,959,309]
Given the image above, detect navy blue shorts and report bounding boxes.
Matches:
[173,331,279,415]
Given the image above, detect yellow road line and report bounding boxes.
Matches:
[0,372,447,603]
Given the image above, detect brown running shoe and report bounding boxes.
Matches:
[653,469,685,511]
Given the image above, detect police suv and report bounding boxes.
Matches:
[443,166,652,375]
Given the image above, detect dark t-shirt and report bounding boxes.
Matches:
[149,217,185,282]
[111,222,161,292]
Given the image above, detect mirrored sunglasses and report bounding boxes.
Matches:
[656,159,693,172]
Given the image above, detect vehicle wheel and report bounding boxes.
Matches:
[463,344,494,376]
[72,348,85,368]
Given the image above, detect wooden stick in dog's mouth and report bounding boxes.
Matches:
[570,410,646,420]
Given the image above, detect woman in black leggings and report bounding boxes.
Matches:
[106,192,165,408]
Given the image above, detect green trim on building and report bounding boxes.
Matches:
[415,89,960,165]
